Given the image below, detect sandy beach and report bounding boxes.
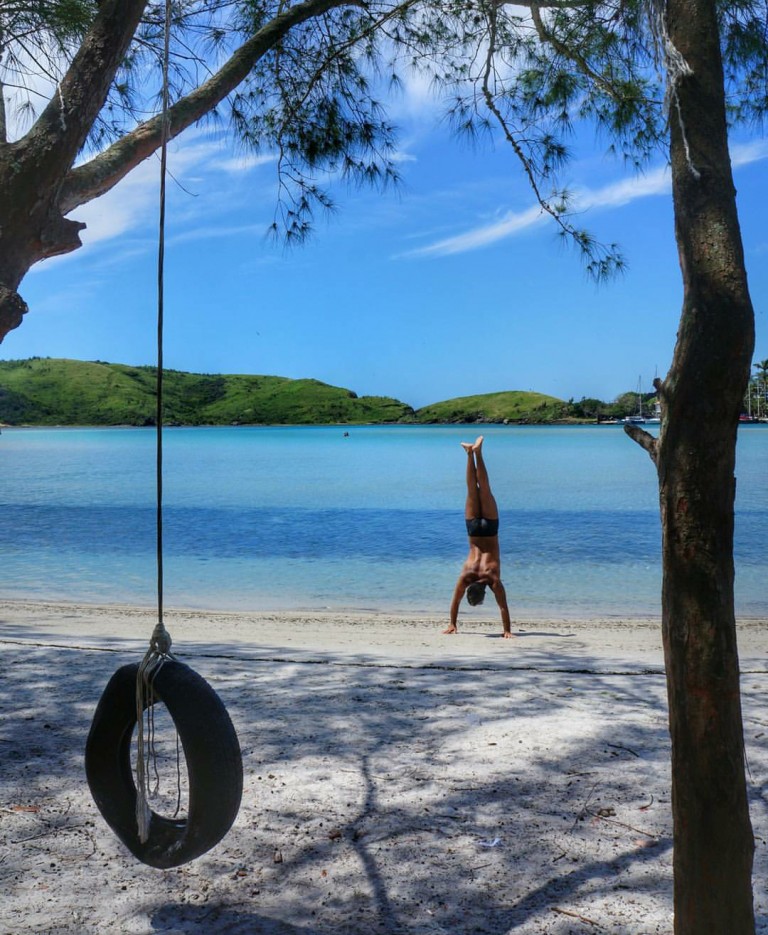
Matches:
[2,600,767,934]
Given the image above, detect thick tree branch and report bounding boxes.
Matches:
[623,422,658,463]
[60,0,364,213]
[19,0,148,182]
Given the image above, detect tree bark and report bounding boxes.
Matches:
[630,1,755,930]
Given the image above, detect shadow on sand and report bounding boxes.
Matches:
[1,620,766,934]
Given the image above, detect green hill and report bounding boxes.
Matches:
[0,358,414,426]
[414,390,569,423]
[0,359,578,426]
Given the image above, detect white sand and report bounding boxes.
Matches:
[1,600,767,934]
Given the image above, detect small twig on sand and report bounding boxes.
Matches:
[551,906,603,928]
[11,822,87,845]
[607,742,640,758]
[570,781,600,831]
[585,807,658,841]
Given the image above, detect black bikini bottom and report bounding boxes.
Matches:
[465,517,499,538]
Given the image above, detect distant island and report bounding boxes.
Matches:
[0,357,651,427]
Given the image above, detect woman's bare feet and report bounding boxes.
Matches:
[460,442,473,453]
[473,435,484,451]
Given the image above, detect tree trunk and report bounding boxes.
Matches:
[643,0,755,930]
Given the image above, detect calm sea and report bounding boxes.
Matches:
[1,424,766,617]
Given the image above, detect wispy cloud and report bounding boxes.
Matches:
[169,222,266,245]
[212,152,278,173]
[48,132,275,263]
[405,204,546,257]
[731,138,768,167]
[385,68,443,123]
[75,158,160,248]
[577,164,670,210]
[403,140,768,259]
[403,166,670,259]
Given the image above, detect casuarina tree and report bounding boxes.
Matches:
[413,2,762,929]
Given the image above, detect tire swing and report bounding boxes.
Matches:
[84,3,242,869]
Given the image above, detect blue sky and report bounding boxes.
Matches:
[7,82,768,410]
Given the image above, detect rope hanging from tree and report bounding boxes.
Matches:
[134,0,176,844]
[85,2,243,867]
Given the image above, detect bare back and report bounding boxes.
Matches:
[462,536,502,586]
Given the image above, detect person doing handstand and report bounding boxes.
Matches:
[444,436,513,638]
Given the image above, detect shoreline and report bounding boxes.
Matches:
[2,598,766,672]
[4,418,768,429]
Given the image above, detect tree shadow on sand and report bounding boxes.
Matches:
[1,623,766,934]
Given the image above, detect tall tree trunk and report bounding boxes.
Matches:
[635,0,755,930]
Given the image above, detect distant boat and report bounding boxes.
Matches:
[623,377,646,425]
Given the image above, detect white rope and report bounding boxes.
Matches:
[645,0,700,179]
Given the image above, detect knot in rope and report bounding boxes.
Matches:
[148,622,173,657]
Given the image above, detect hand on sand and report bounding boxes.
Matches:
[442,625,458,635]
[502,631,514,639]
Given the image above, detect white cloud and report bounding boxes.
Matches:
[404,204,545,257]
[57,131,275,256]
[405,140,768,259]
[73,157,160,247]
[211,152,278,173]
[169,222,266,245]
[730,138,768,167]
[392,69,441,121]
[391,149,418,164]
[577,164,670,210]
[401,167,672,259]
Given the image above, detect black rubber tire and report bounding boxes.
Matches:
[85,660,242,869]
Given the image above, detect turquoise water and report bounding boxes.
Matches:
[1,423,766,617]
